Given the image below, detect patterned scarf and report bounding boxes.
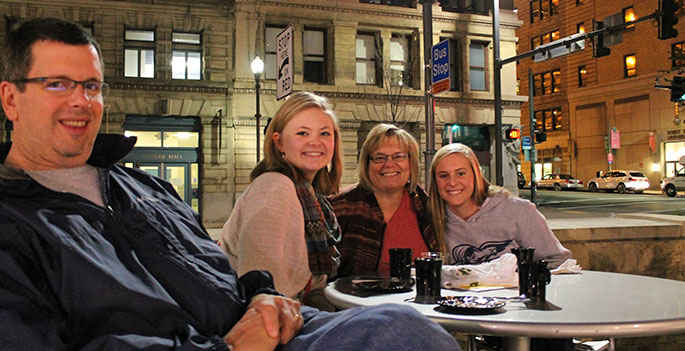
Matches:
[294,179,342,276]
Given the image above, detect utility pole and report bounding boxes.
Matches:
[528,69,537,204]
[492,0,503,186]
[421,0,435,187]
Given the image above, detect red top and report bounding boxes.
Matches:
[378,190,429,275]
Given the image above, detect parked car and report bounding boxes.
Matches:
[661,157,685,197]
[537,174,583,191]
[587,170,649,194]
[517,172,527,189]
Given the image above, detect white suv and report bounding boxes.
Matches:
[661,168,685,197]
[587,170,649,194]
[661,157,685,197]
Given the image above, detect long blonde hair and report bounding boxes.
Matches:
[427,143,505,253]
[250,91,343,195]
[357,123,420,192]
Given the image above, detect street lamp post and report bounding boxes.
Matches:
[251,56,264,163]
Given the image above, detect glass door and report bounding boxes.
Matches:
[139,163,161,178]
[164,163,188,203]
[123,161,198,213]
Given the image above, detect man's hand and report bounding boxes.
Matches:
[247,294,303,344]
[224,308,278,351]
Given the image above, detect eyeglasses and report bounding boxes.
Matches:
[16,77,110,98]
[369,152,409,164]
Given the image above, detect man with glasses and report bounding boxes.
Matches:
[0,18,460,351]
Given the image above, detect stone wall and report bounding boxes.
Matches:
[550,214,685,351]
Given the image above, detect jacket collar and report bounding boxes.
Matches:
[0,133,137,170]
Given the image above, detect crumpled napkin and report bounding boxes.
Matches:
[550,258,582,274]
[441,253,518,290]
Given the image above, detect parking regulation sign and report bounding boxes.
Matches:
[276,24,293,100]
[431,40,450,94]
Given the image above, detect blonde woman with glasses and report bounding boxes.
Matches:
[329,123,439,277]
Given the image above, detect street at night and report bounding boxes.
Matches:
[519,188,685,219]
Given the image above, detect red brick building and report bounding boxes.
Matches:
[515,0,685,189]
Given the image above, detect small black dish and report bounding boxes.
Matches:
[434,296,507,315]
[351,277,413,293]
[334,276,413,297]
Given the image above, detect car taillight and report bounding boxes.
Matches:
[579,180,583,184]
[628,177,636,181]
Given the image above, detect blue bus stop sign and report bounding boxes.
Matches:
[431,40,450,94]
[521,136,532,150]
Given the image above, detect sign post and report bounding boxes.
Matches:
[276,24,293,100]
[431,40,450,95]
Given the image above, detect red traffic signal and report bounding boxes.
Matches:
[506,128,521,141]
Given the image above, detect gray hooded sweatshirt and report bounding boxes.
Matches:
[444,190,571,268]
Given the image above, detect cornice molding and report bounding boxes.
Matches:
[233,87,523,106]
[110,82,228,95]
[253,1,518,29]
[233,117,361,129]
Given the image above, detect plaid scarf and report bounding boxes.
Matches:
[294,179,342,276]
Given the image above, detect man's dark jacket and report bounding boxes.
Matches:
[0,134,277,350]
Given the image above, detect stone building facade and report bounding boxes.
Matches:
[0,0,523,228]
[515,0,685,189]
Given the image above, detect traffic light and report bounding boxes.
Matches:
[535,132,547,143]
[659,0,679,40]
[505,128,521,141]
[593,20,611,57]
[671,76,685,102]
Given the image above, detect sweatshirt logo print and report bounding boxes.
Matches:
[451,240,512,265]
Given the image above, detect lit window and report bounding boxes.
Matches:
[552,69,561,93]
[533,73,542,96]
[550,30,559,41]
[542,32,551,45]
[124,30,155,78]
[540,0,550,19]
[172,32,202,80]
[390,34,411,86]
[530,0,540,23]
[577,22,585,33]
[551,0,559,15]
[356,32,378,85]
[303,28,326,83]
[553,107,562,130]
[624,7,636,29]
[535,107,562,132]
[532,36,541,49]
[543,71,552,94]
[578,65,587,87]
[535,111,543,131]
[469,42,487,91]
[624,54,636,77]
[576,0,584,5]
[544,110,552,131]
[265,25,286,80]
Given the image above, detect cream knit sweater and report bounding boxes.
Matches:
[220,172,327,300]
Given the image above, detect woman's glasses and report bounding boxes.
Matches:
[369,152,409,164]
